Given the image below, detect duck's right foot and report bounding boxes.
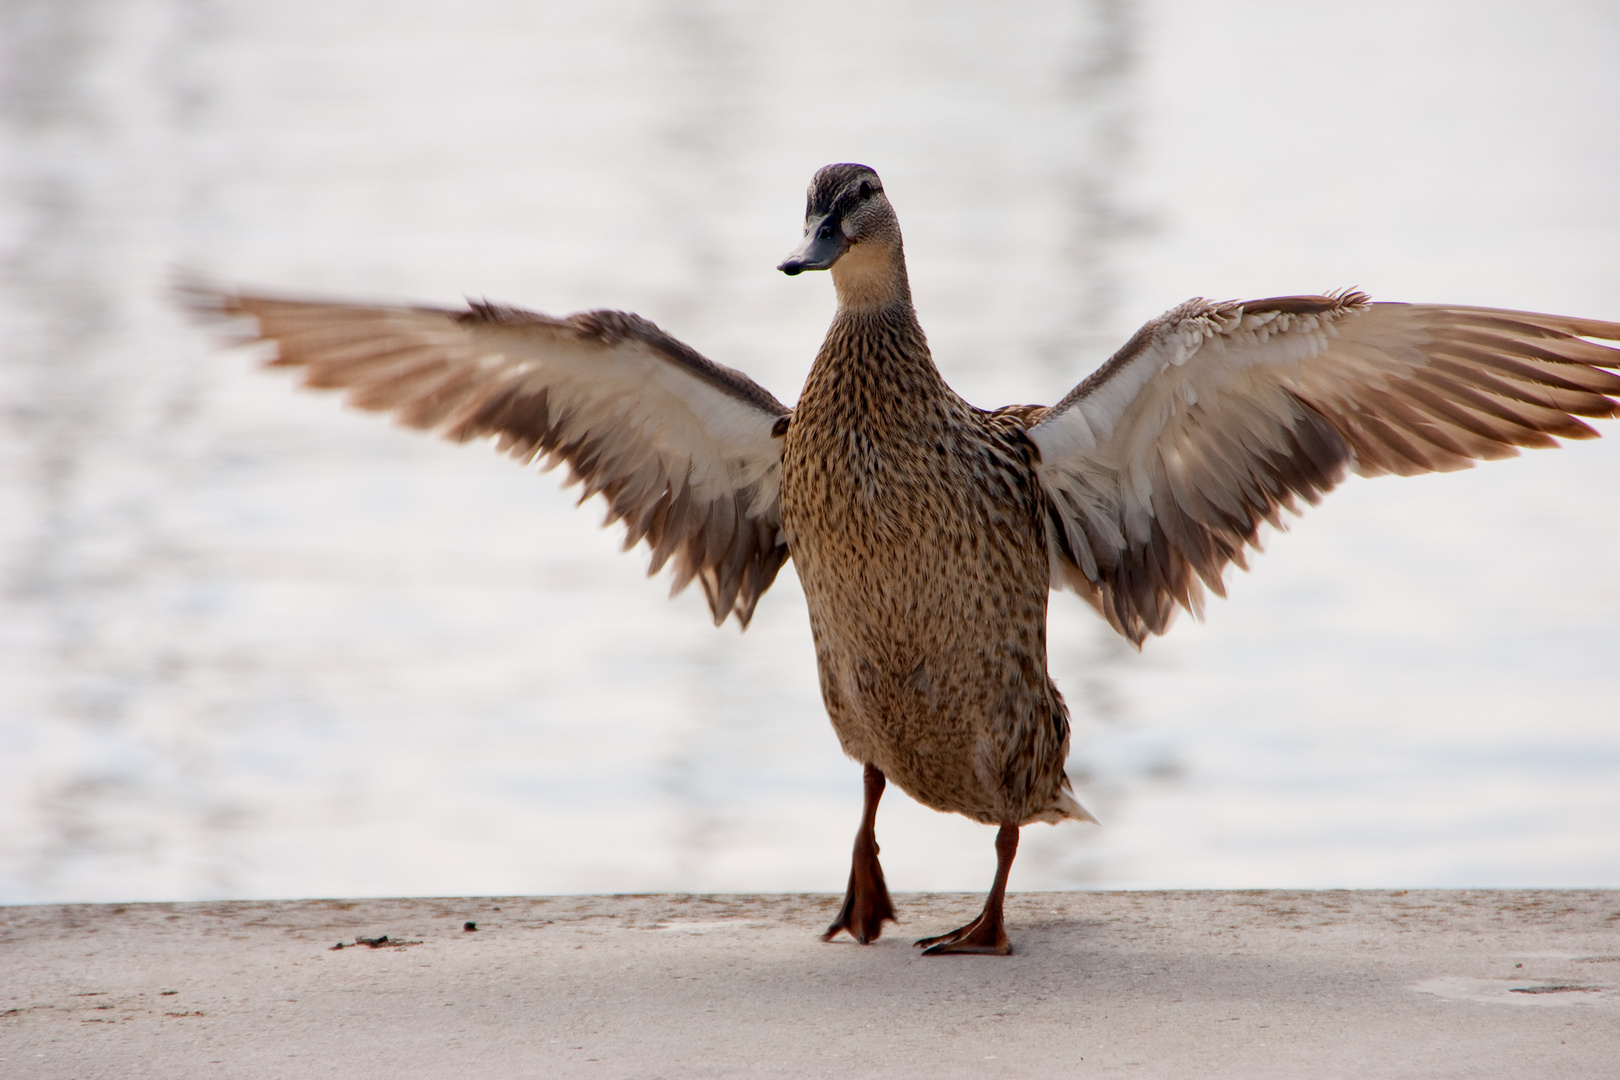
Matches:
[822,762,898,944]
[821,876,897,944]
[821,828,897,943]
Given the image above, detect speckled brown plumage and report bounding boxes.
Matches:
[781,302,1079,829]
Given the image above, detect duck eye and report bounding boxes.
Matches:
[858,181,872,200]
[817,223,834,240]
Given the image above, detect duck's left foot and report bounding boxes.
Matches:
[914,821,1019,956]
[914,908,1011,955]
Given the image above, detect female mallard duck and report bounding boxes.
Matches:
[195,163,1620,955]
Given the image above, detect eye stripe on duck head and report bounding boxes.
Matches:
[805,163,884,222]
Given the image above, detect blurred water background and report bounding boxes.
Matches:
[2,0,1617,904]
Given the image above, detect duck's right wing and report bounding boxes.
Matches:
[189,287,792,627]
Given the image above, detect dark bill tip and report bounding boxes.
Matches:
[777,214,848,276]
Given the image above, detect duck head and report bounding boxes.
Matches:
[778,163,910,310]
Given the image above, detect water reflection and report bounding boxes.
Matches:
[3,0,1617,903]
[0,0,1146,902]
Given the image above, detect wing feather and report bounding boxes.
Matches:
[189,286,792,627]
[1029,292,1620,645]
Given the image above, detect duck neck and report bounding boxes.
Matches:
[830,240,913,314]
[807,257,946,411]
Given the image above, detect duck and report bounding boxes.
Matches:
[190,162,1620,955]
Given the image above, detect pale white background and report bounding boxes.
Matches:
[2,0,1616,903]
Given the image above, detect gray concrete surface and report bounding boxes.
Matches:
[3,891,1617,1078]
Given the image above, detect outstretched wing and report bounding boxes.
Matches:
[1026,291,1620,645]
[190,287,793,627]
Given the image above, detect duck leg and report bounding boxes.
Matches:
[914,822,1018,955]
[822,762,898,944]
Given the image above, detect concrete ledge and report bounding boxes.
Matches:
[3,891,1618,1078]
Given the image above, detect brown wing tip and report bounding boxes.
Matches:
[171,275,245,323]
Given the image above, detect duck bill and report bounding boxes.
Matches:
[777,216,849,275]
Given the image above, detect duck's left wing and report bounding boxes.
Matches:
[191,287,792,627]
[1025,291,1620,645]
